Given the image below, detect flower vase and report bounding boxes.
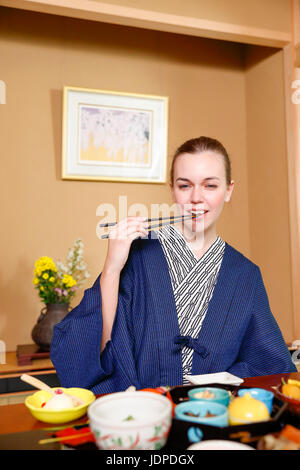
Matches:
[31,303,70,351]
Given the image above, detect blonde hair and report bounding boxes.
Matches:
[170,136,231,186]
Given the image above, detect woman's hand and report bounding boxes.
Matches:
[100,217,148,352]
[103,217,149,275]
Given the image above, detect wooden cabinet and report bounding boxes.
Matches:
[0,351,60,405]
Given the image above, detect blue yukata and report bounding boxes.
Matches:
[50,230,296,394]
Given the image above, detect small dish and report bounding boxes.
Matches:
[188,387,230,407]
[25,387,95,424]
[185,372,243,386]
[272,384,300,416]
[187,440,254,450]
[175,401,228,427]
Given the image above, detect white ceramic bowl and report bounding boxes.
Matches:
[187,440,254,450]
[88,391,173,450]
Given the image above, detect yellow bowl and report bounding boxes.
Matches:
[25,387,96,424]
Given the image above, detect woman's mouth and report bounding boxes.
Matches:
[189,210,208,220]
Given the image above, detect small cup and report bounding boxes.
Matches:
[188,387,230,407]
[237,388,274,414]
[175,400,228,428]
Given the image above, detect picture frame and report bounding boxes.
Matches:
[62,86,169,183]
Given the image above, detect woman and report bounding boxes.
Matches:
[51,136,296,393]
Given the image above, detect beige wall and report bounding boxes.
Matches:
[244,45,295,341]
[0,6,294,350]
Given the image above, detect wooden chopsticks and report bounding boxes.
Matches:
[99,214,196,239]
[38,431,93,446]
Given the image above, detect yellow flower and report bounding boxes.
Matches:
[42,273,49,280]
[62,274,77,288]
[34,256,57,276]
[32,277,39,285]
[40,286,45,292]
[49,277,55,283]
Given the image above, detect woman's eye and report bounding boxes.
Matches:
[178,184,190,189]
[205,184,218,189]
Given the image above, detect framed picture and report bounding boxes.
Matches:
[62,86,168,183]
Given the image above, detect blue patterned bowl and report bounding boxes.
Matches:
[175,401,228,427]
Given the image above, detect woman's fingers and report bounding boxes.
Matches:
[112,226,148,240]
[108,217,148,240]
[105,218,148,273]
[127,229,148,240]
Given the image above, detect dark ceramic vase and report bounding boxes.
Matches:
[31,303,70,351]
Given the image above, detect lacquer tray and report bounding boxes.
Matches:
[4,383,295,451]
[163,383,299,450]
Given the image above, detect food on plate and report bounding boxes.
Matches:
[287,379,300,387]
[260,434,298,450]
[193,389,215,399]
[140,387,168,394]
[187,387,231,407]
[281,424,300,443]
[184,411,200,417]
[42,388,84,410]
[259,425,300,450]
[184,410,217,418]
[204,411,217,418]
[281,378,300,400]
[282,384,300,400]
[123,415,135,421]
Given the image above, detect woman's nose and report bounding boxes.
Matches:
[191,186,204,203]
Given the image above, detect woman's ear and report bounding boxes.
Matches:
[225,180,234,202]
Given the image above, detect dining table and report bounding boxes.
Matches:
[0,371,299,450]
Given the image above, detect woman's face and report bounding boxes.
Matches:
[170,151,234,237]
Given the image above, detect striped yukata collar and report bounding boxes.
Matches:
[157,225,226,381]
[157,224,225,291]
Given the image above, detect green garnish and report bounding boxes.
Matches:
[123,415,134,421]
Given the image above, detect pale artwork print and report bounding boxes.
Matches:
[79,105,152,167]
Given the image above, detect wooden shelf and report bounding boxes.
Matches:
[0,0,292,47]
[0,350,60,397]
[0,351,54,376]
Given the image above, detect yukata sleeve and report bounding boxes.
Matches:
[227,267,297,378]
[50,253,138,393]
